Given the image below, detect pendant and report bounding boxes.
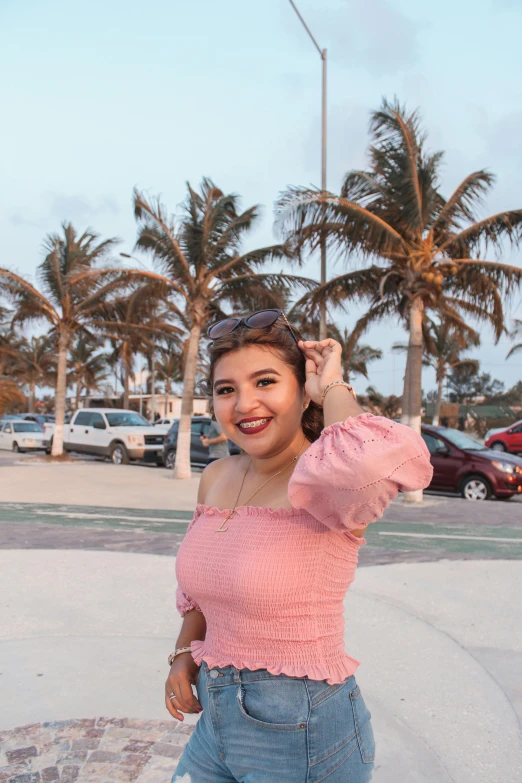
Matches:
[215,512,233,533]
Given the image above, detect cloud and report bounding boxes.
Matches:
[321,0,420,76]
[49,194,120,222]
[9,194,121,232]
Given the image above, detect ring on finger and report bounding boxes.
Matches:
[169,692,178,700]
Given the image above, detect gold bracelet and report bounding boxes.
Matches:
[320,380,357,406]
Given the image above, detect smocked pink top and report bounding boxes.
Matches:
[175,413,433,684]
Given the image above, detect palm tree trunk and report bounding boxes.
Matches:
[123,367,130,409]
[433,366,445,426]
[401,352,411,425]
[29,383,36,413]
[52,331,69,457]
[165,378,171,417]
[75,381,81,411]
[123,344,131,409]
[402,297,424,503]
[173,321,201,479]
[150,355,156,422]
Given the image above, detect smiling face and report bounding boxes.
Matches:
[212,344,310,457]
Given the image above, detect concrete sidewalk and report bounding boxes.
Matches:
[0,460,201,510]
[1,550,520,782]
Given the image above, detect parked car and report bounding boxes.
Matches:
[11,413,55,429]
[421,425,522,500]
[42,413,73,449]
[0,420,46,452]
[153,417,179,433]
[163,416,240,469]
[485,420,522,454]
[45,408,166,464]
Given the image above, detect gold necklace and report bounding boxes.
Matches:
[215,434,307,533]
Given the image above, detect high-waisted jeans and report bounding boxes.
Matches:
[171,662,375,782]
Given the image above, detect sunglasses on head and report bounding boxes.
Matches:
[207,308,299,345]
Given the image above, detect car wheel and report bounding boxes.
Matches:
[460,475,492,501]
[490,441,507,452]
[165,450,176,470]
[110,443,129,465]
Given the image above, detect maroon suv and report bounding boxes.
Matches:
[421,425,522,500]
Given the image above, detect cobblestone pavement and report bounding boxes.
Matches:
[0,718,191,783]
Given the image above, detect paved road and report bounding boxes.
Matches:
[1,497,521,565]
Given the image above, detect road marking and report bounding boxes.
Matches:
[379,532,522,543]
[34,511,191,524]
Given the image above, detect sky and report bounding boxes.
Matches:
[1,0,522,397]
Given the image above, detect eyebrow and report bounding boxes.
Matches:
[213,368,282,389]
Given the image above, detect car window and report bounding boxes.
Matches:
[191,422,204,434]
[509,424,522,434]
[4,424,12,433]
[106,412,149,427]
[422,433,447,454]
[13,422,42,433]
[439,428,487,450]
[89,413,106,429]
[74,411,92,426]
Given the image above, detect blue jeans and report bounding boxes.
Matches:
[172,662,375,782]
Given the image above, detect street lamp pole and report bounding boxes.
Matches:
[288,0,328,340]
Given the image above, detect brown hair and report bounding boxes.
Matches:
[198,318,324,443]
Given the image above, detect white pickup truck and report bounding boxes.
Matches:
[43,408,165,464]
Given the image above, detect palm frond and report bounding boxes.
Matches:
[276,187,405,259]
[441,211,522,256]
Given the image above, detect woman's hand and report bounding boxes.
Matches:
[165,653,203,722]
[298,339,344,405]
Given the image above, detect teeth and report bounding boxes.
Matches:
[238,418,271,429]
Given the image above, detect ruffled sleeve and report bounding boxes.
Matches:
[175,509,203,617]
[176,585,202,617]
[288,413,433,533]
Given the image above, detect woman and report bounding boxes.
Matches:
[166,310,433,783]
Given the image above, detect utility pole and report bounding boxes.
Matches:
[288,0,328,339]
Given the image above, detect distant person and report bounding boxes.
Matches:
[166,310,432,782]
[200,418,230,463]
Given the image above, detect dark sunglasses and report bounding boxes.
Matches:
[207,308,299,345]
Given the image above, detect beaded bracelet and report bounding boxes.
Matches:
[320,380,357,406]
[168,646,192,666]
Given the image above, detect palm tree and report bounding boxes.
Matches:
[279,100,522,424]
[0,378,25,415]
[361,386,402,419]
[12,335,56,412]
[91,284,183,408]
[279,99,522,500]
[132,178,316,478]
[155,338,184,415]
[393,317,480,424]
[289,306,382,381]
[330,326,382,382]
[422,318,479,425]
[68,336,110,410]
[507,319,522,359]
[0,223,120,455]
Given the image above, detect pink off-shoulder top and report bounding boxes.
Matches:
[175,413,433,684]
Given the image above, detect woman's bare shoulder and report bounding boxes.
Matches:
[197,454,245,505]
